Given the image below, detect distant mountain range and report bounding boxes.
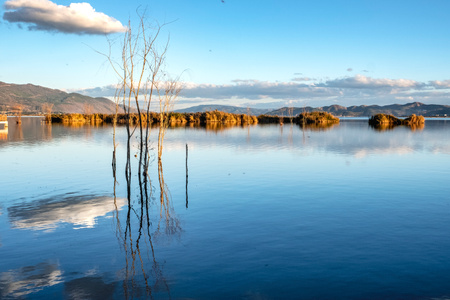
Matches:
[0,81,117,114]
[266,102,450,117]
[177,103,450,117]
[1,81,449,117]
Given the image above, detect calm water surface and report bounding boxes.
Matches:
[1,117,450,299]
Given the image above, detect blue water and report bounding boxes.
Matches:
[1,117,450,299]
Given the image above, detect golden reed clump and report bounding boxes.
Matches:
[369,113,425,130]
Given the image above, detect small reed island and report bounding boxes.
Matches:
[369,113,425,130]
[296,111,340,124]
[258,111,340,125]
[369,113,425,126]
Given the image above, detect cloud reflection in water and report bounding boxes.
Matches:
[64,276,115,300]
[0,262,63,298]
[8,195,127,231]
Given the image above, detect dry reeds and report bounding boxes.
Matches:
[369,113,425,129]
[295,111,340,124]
[51,113,105,124]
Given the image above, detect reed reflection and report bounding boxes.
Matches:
[409,123,425,131]
[369,122,425,131]
[0,115,7,140]
[0,127,7,140]
[39,122,53,142]
[0,117,55,143]
[298,122,338,131]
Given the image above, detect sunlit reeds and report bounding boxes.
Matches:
[47,110,344,128]
[404,114,425,125]
[295,111,340,124]
[50,113,105,124]
[369,113,425,130]
[0,115,7,140]
[258,111,339,125]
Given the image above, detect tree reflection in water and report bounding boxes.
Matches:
[157,158,182,238]
[113,129,181,299]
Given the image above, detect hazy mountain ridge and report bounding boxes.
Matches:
[268,102,450,117]
[0,81,117,114]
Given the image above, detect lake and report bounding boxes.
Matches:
[1,116,450,299]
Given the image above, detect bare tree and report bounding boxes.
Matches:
[105,14,181,299]
[83,103,93,115]
[156,77,182,160]
[288,106,294,125]
[42,103,53,123]
[13,105,23,124]
[105,13,181,200]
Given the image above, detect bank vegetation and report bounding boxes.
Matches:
[48,110,345,127]
[50,110,259,126]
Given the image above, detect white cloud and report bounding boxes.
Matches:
[322,74,421,89]
[429,80,450,89]
[3,0,126,34]
[291,77,314,82]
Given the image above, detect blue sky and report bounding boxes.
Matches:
[1,0,450,109]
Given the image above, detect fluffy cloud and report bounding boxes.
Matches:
[3,0,126,34]
[429,80,450,89]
